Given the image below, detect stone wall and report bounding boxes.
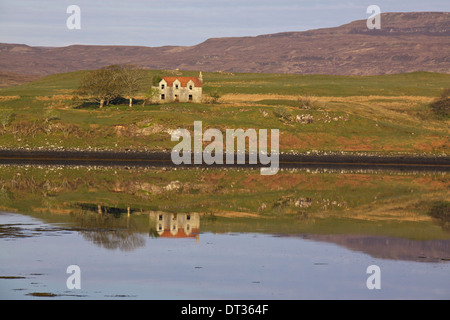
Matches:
[153,79,202,103]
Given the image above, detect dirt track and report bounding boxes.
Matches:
[0,149,448,172]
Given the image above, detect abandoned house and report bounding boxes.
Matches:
[149,212,200,241]
[154,72,203,103]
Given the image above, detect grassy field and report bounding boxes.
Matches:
[0,70,449,154]
[0,165,448,240]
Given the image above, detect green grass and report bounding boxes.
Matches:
[0,69,449,154]
[203,71,450,97]
[1,70,448,245]
[1,70,449,98]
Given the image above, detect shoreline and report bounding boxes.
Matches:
[0,149,448,171]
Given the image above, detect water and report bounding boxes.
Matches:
[0,165,449,299]
[1,211,449,299]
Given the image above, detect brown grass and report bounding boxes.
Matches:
[0,95,20,101]
[35,94,73,101]
[211,211,260,218]
[221,93,432,104]
[242,173,331,190]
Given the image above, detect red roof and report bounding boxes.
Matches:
[160,228,200,238]
[161,77,202,87]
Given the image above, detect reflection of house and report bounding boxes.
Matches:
[149,212,200,241]
[154,73,203,103]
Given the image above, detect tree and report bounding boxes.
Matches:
[152,75,162,86]
[75,65,150,108]
[75,65,124,108]
[119,65,147,107]
[142,87,160,107]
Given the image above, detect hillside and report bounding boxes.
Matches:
[0,12,449,85]
[0,70,448,155]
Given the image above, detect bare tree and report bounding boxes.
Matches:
[75,65,123,108]
[119,65,147,107]
[75,65,150,108]
[0,110,15,130]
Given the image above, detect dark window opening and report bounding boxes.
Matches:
[175,84,179,89]
[161,94,165,100]
[187,214,191,220]
[161,84,165,89]
[158,214,163,221]
[189,94,193,101]
[189,85,193,90]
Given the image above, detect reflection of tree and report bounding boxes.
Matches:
[148,227,160,238]
[80,229,145,251]
[70,209,146,251]
[0,185,12,203]
[428,201,450,232]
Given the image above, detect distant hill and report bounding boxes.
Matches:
[0,12,449,84]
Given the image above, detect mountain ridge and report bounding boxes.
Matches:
[0,12,449,80]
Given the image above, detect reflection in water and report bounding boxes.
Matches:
[427,201,450,232]
[66,206,148,251]
[15,205,448,263]
[80,229,146,251]
[306,234,450,263]
[2,211,449,300]
[0,207,201,251]
[0,165,449,259]
[1,164,450,299]
[67,204,201,249]
[150,212,200,241]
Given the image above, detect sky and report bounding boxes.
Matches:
[0,0,449,47]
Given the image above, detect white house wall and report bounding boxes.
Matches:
[153,79,202,103]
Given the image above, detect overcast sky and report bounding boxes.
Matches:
[0,0,449,47]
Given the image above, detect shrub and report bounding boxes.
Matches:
[208,90,221,104]
[0,110,15,129]
[273,107,293,122]
[429,88,450,118]
[11,120,43,139]
[44,109,61,122]
[297,94,319,109]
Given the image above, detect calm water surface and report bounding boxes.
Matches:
[1,211,449,299]
[0,165,449,299]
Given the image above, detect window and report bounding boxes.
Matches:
[158,214,163,221]
[161,94,165,100]
[189,85,193,90]
[187,214,191,220]
[161,84,165,89]
[175,84,179,89]
[189,94,193,101]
